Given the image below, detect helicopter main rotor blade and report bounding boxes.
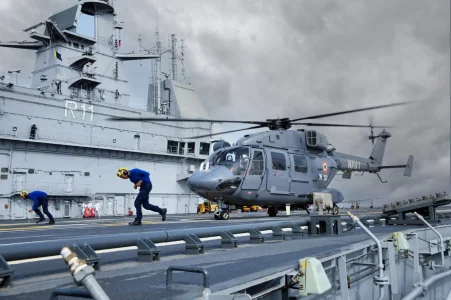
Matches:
[184,125,266,139]
[291,122,392,128]
[108,116,269,126]
[291,101,411,122]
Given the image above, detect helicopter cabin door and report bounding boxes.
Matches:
[289,154,311,195]
[266,150,290,193]
[240,149,265,190]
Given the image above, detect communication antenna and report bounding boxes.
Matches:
[180,39,185,80]
[171,34,177,80]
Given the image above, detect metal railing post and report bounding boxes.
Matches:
[166,266,209,289]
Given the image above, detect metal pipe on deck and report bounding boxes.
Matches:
[414,211,446,268]
[401,268,451,300]
[60,246,110,300]
[347,211,388,300]
[0,214,384,262]
[50,288,92,300]
[0,220,305,261]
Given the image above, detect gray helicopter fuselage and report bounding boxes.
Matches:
[187,128,394,209]
[187,126,409,210]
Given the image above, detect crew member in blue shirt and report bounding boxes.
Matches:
[117,167,167,226]
[20,190,55,224]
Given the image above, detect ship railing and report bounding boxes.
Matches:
[0,71,148,112]
[0,126,198,157]
[0,71,32,89]
[12,181,92,195]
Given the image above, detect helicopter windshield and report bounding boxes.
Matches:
[200,149,225,171]
[213,147,250,175]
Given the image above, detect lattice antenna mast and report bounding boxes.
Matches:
[153,27,162,114]
[180,38,185,80]
[171,34,177,80]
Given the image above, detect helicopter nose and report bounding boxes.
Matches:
[187,171,218,192]
[187,166,241,195]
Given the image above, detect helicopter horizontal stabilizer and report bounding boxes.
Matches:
[377,155,414,177]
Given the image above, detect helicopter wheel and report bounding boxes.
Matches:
[332,204,339,215]
[214,210,229,220]
[267,207,278,217]
[220,211,229,220]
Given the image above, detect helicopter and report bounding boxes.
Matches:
[110,102,414,220]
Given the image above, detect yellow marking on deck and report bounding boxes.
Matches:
[0,225,56,231]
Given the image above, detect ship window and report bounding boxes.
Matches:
[73,43,80,49]
[167,140,178,154]
[293,155,308,173]
[199,143,210,155]
[187,142,195,154]
[84,172,90,176]
[271,152,286,170]
[248,150,264,175]
[179,142,185,155]
[76,12,95,39]
[0,175,7,180]
[1,168,8,173]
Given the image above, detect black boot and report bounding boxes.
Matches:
[129,220,142,226]
[48,220,55,225]
[36,218,45,224]
[161,208,167,221]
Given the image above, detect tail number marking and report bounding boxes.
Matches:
[347,159,361,170]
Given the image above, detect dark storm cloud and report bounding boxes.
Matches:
[0,0,448,204]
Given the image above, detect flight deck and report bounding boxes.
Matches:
[0,208,449,300]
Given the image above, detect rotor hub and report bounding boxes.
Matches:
[266,118,292,130]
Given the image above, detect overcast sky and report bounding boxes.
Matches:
[0,0,449,205]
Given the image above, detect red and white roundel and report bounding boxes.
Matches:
[322,161,328,173]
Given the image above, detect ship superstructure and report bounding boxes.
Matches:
[0,0,213,220]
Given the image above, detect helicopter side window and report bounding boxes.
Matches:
[270,152,286,171]
[293,155,308,173]
[248,150,264,175]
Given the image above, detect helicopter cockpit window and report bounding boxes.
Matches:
[293,155,308,173]
[200,149,225,170]
[248,150,264,175]
[214,147,250,175]
[270,152,286,170]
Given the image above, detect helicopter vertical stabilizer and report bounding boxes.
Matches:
[369,130,392,166]
[403,155,414,177]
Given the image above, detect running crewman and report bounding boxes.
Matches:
[20,190,55,224]
[117,167,167,226]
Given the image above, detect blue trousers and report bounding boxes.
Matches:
[134,182,163,221]
[34,197,55,222]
